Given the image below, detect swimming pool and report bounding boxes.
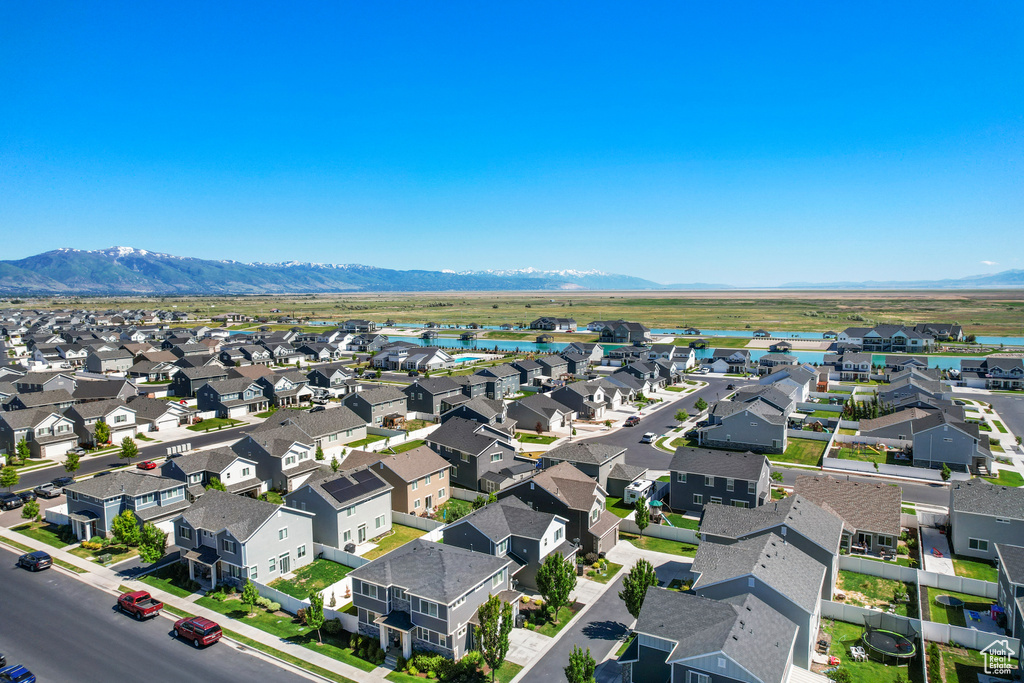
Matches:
[454,356,483,363]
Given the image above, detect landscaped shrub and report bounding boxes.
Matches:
[296,608,307,624]
[350,634,359,649]
[395,654,407,671]
[255,596,272,609]
[267,602,280,612]
[584,552,598,564]
[462,650,482,667]
[323,618,343,636]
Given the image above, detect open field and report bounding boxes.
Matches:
[23,290,1024,335]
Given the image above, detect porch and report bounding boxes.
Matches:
[184,546,222,591]
[374,611,413,660]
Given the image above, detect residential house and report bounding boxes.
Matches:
[529,317,576,332]
[959,357,1024,391]
[65,470,189,540]
[794,475,902,555]
[4,388,76,413]
[757,353,799,376]
[162,447,262,499]
[0,409,78,458]
[73,378,139,403]
[342,445,451,515]
[497,461,618,556]
[252,407,367,462]
[510,359,543,387]
[948,479,1024,561]
[170,365,230,397]
[343,319,378,333]
[13,371,77,394]
[758,365,816,402]
[285,465,393,549]
[669,447,771,513]
[347,333,389,353]
[563,341,603,363]
[701,398,789,454]
[231,426,319,492]
[344,386,408,427]
[452,374,489,400]
[349,539,515,660]
[126,395,194,432]
[540,442,631,495]
[597,320,651,345]
[507,392,574,433]
[85,349,134,374]
[425,417,517,491]
[536,355,569,379]
[559,352,593,376]
[549,381,607,420]
[443,497,575,591]
[306,364,357,396]
[64,399,137,447]
[909,412,991,472]
[440,396,512,428]
[257,371,313,408]
[196,378,269,418]
[173,489,314,590]
[474,365,521,400]
[994,544,1024,639]
[403,377,463,415]
[702,349,754,375]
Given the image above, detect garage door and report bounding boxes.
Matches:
[155,519,175,535]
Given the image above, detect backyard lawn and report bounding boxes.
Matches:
[347,434,386,448]
[836,570,913,617]
[932,644,987,683]
[951,556,999,583]
[12,521,69,549]
[777,438,827,466]
[516,433,558,444]
[833,445,905,466]
[437,498,473,522]
[403,419,434,431]
[362,524,426,561]
[188,418,243,432]
[983,469,1024,488]
[605,496,636,519]
[924,587,994,628]
[382,439,425,454]
[663,513,700,530]
[838,428,857,436]
[270,558,353,599]
[619,532,698,557]
[823,620,921,683]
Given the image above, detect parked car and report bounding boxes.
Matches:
[684,429,698,439]
[50,476,75,492]
[0,493,23,511]
[136,461,157,470]
[407,370,419,377]
[173,616,223,648]
[624,416,641,427]
[726,384,735,390]
[0,654,5,667]
[17,551,51,572]
[32,483,61,499]
[0,664,35,683]
[66,446,85,456]
[16,491,36,503]
[309,406,326,413]
[118,590,163,620]
[640,432,656,444]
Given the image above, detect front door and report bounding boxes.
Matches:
[279,553,290,575]
[358,525,367,544]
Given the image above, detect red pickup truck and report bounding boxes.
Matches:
[173,616,223,648]
[117,590,164,620]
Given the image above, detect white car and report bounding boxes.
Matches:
[640,432,656,444]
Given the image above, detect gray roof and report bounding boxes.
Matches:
[8,388,74,407]
[354,386,407,405]
[254,405,365,439]
[544,441,625,466]
[65,398,133,420]
[699,495,844,555]
[670,447,769,481]
[608,462,647,483]
[126,395,193,420]
[452,497,559,542]
[692,533,826,613]
[348,539,512,605]
[239,424,313,458]
[513,392,572,419]
[73,379,136,400]
[178,488,281,542]
[405,377,461,395]
[635,589,797,683]
[203,377,261,395]
[294,465,392,510]
[710,399,786,425]
[165,447,242,475]
[995,544,1024,586]
[66,470,183,500]
[427,417,502,455]
[0,408,60,429]
[950,478,1024,520]
[795,475,902,536]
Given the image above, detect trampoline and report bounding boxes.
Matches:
[935,595,965,608]
[863,612,918,664]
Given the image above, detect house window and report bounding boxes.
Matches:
[877,535,894,548]
[412,480,419,491]
[414,499,421,509]
[346,507,354,517]
[278,527,289,540]
[996,518,1010,524]
[748,577,755,588]
[343,530,352,543]
[438,469,444,479]
[437,488,445,500]
[555,527,563,541]
[726,479,734,492]
[710,496,722,505]
[249,565,258,580]
[968,538,989,552]
[693,494,703,505]
[453,595,466,609]
[677,472,686,483]
[732,500,749,508]
[242,467,250,477]
[748,481,756,494]
[496,539,509,554]
[491,453,502,462]
[180,526,192,541]
[375,515,385,529]
[425,474,431,484]
[269,557,276,574]
[297,545,306,558]
[492,568,505,588]
[222,539,237,554]
[705,476,714,487]
[689,673,710,683]
[719,657,727,668]
[393,587,407,601]
[285,455,296,466]
[461,452,469,462]
[418,600,439,618]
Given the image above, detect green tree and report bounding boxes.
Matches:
[770,471,783,483]
[619,558,659,619]
[330,456,340,473]
[138,522,167,563]
[634,495,650,537]
[535,552,576,625]
[0,466,19,492]
[22,499,40,520]
[119,436,139,464]
[306,590,325,644]
[14,439,31,465]
[674,409,689,422]
[206,477,227,491]
[472,494,488,510]
[315,444,325,461]
[64,450,81,474]
[940,463,952,482]
[110,509,141,547]
[564,644,597,683]
[242,579,260,616]
[694,398,708,412]
[475,594,513,683]
[94,420,110,445]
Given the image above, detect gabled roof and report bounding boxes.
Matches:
[253,406,365,438]
[353,386,407,405]
[0,409,64,430]
[65,398,133,420]
[452,497,560,542]
[950,478,1024,520]
[634,589,797,683]
[512,392,573,419]
[699,495,844,555]
[178,489,281,542]
[165,446,246,475]
[405,377,461,395]
[794,475,902,536]
[544,441,625,466]
[670,447,769,481]
[348,539,512,604]
[295,465,392,510]
[527,461,601,511]
[342,445,451,482]
[7,388,74,407]
[66,470,182,499]
[995,544,1024,586]
[427,417,503,455]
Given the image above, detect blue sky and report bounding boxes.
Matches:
[1,1,1021,286]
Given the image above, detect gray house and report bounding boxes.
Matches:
[170,365,230,397]
[910,412,991,472]
[349,539,516,660]
[443,497,575,591]
[669,447,771,514]
[995,544,1024,639]
[510,360,543,387]
[85,349,134,374]
[440,396,511,427]
[540,441,632,495]
[161,447,262,499]
[795,475,902,556]
[425,417,517,491]
[196,377,269,418]
[403,377,463,415]
[344,386,408,427]
[620,589,798,683]
[507,392,573,433]
[173,489,315,591]
[285,465,393,549]
[701,400,788,454]
[474,365,521,399]
[949,479,1024,561]
[65,470,189,540]
[550,382,608,420]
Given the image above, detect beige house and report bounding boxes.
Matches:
[343,445,452,515]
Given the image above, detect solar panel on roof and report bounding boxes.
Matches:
[321,469,384,505]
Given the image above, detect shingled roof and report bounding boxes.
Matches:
[794,475,902,536]
[178,489,280,542]
[699,495,844,555]
[670,447,769,481]
[528,461,601,511]
[950,478,1024,520]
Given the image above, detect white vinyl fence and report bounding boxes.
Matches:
[392,511,444,532]
[45,503,69,526]
[253,580,359,632]
[821,456,968,482]
[314,542,369,569]
[839,555,998,599]
[620,518,700,544]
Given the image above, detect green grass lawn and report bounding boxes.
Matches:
[138,563,200,598]
[993,420,1008,433]
[989,441,1005,453]
[362,524,426,561]
[403,419,434,431]
[381,439,425,454]
[195,595,376,672]
[187,418,243,432]
[823,620,916,683]
[837,570,912,616]
[620,532,698,557]
[838,428,857,435]
[771,487,787,500]
[260,490,285,505]
[669,436,700,449]
[664,513,699,530]
[11,521,70,549]
[855,554,915,568]
[615,634,636,657]
[255,407,278,418]
[936,644,987,683]
[530,604,581,637]
[68,543,139,567]
[924,587,994,627]
[584,561,623,585]
[951,556,999,582]
[777,438,827,466]
[805,409,843,418]
[135,433,157,442]
[834,445,903,465]
[437,497,473,522]
[516,432,558,444]
[983,470,1024,487]
[605,496,636,519]
[657,475,670,483]
[665,385,685,392]
[270,559,353,599]
[347,434,386,448]
[386,662,522,683]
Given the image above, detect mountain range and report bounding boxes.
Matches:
[0,247,1020,294]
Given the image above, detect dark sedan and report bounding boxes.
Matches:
[0,493,23,511]
[50,476,75,491]
[16,491,36,503]
[17,551,52,572]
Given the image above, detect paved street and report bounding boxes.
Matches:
[0,546,312,683]
[966,390,1024,440]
